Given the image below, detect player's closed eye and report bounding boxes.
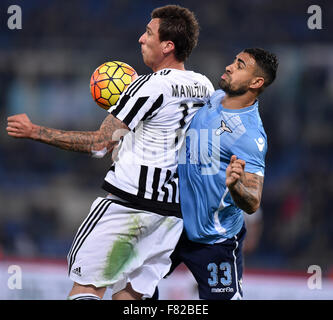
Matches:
[233,57,246,70]
[237,62,244,69]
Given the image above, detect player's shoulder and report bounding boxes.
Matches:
[126,69,214,98]
[123,70,173,97]
[134,68,211,81]
[160,68,214,95]
[239,104,267,142]
[235,125,267,156]
[123,72,156,97]
[209,89,225,105]
[232,103,267,150]
[236,100,265,130]
[150,68,212,87]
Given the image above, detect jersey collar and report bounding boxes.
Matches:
[212,89,259,114]
[220,99,258,114]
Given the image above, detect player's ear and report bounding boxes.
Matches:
[249,77,265,90]
[162,40,175,55]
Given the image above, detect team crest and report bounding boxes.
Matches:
[215,120,232,135]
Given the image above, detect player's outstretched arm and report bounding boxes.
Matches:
[6,113,129,155]
[226,155,263,214]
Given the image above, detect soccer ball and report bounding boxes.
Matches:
[90,61,138,110]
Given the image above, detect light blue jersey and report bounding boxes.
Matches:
[178,89,267,244]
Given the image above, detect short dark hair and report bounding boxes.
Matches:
[151,5,199,62]
[243,48,278,89]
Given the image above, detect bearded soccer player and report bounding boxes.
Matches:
[167,48,278,300]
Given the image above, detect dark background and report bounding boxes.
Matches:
[0,0,332,278]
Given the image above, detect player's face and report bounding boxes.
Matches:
[139,18,164,71]
[219,52,258,96]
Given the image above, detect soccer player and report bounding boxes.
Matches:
[6,5,214,300]
[167,48,278,300]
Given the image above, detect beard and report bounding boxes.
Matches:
[219,78,249,97]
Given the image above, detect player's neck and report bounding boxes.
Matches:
[152,57,185,72]
[221,92,257,109]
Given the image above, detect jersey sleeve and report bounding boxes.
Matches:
[108,74,164,130]
[230,133,267,177]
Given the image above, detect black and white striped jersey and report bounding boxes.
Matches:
[102,68,214,217]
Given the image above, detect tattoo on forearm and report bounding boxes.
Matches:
[229,174,263,213]
[35,114,129,154]
[37,127,98,153]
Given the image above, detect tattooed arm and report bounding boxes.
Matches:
[6,113,129,155]
[226,155,263,214]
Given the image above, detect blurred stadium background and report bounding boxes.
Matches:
[0,0,333,299]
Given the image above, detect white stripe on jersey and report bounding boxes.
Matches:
[103,68,214,215]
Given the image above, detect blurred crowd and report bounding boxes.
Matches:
[0,0,332,277]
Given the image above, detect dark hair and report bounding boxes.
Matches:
[151,5,199,62]
[243,48,278,89]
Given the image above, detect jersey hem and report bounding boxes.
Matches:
[102,180,182,218]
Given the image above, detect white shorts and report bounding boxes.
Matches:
[67,196,183,298]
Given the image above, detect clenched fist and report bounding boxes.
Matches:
[6,113,35,139]
[226,155,246,188]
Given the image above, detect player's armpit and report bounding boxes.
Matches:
[228,172,264,214]
[91,114,129,157]
[99,114,129,148]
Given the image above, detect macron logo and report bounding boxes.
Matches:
[254,137,265,152]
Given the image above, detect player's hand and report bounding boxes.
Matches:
[226,155,246,188]
[6,113,35,139]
